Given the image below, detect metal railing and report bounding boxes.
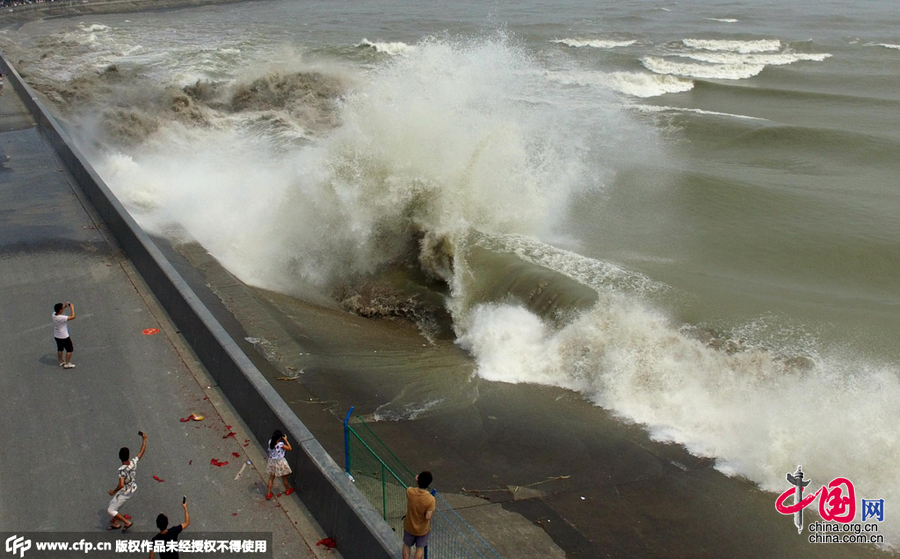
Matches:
[343,408,503,559]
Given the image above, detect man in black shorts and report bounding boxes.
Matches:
[53,302,76,368]
[149,498,190,559]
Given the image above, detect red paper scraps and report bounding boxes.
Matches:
[153,475,165,482]
[179,418,190,422]
[232,452,240,457]
[210,458,229,467]
[316,538,336,548]
[189,460,192,465]
[223,432,236,439]
[232,513,238,516]
[124,514,132,520]
[225,425,232,430]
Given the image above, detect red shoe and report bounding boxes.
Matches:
[266,493,273,500]
[285,488,294,496]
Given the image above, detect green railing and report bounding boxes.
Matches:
[343,408,503,559]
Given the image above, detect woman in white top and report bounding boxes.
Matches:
[265,429,294,500]
[53,302,76,368]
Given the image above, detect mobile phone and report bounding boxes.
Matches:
[182,496,187,504]
[138,431,144,436]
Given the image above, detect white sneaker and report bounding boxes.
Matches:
[58,362,65,367]
[63,363,75,369]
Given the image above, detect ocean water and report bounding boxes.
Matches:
[2,0,899,544]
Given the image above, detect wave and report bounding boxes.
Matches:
[550,38,636,49]
[357,38,416,56]
[548,70,693,97]
[76,36,661,294]
[604,72,694,97]
[677,51,831,66]
[457,297,900,541]
[475,234,668,296]
[683,38,781,53]
[876,43,900,50]
[631,104,767,121]
[642,56,764,80]
[705,18,738,23]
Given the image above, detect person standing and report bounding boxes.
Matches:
[107,431,147,531]
[149,497,190,559]
[402,471,436,559]
[53,302,76,368]
[265,429,294,500]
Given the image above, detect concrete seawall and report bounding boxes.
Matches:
[0,53,401,559]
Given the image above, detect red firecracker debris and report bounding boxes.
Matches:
[316,538,337,549]
[124,514,132,520]
[179,418,190,422]
[210,459,229,467]
[225,425,232,430]
[153,475,165,482]
[232,452,240,457]
[189,460,192,465]
[223,432,236,439]
[232,513,238,516]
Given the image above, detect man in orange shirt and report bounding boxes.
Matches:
[402,471,436,559]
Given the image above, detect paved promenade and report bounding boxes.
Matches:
[0,79,336,558]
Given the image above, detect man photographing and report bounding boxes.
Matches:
[150,497,191,559]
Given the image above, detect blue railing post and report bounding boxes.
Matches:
[343,406,354,475]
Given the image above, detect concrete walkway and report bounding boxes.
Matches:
[0,78,337,558]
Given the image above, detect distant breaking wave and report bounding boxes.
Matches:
[547,70,693,98]
[876,43,900,50]
[683,38,781,53]
[357,38,415,56]
[551,38,636,49]
[642,56,764,80]
[604,72,693,97]
[677,51,832,66]
[631,104,767,121]
[706,18,738,23]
